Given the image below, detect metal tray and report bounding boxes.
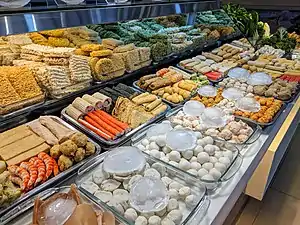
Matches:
[165,105,262,146]
[176,64,224,83]
[61,89,171,148]
[75,151,210,225]
[132,80,195,107]
[235,102,287,127]
[1,186,127,225]
[0,94,46,122]
[0,116,101,217]
[131,123,243,190]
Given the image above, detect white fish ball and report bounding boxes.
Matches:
[142,139,150,146]
[137,144,146,151]
[182,150,193,160]
[149,142,160,150]
[209,168,222,180]
[150,149,161,158]
[190,162,201,170]
[197,168,209,178]
[167,198,179,211]
[219,157,231,167]
[178,158,191,171]
[197,152,210,164]
[202,162,214,171]
[169,151,181,162]
[214,162,226,174]
[193,145,204,156]
[202,136,214,145]
[190,156,197,163]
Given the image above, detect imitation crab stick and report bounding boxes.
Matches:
[87,113,120,137]
[79,118,113,140]
[95,110,129,130]
[92,111,125,134]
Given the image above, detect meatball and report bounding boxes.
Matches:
[50,145,61,159]
[71,132,88,147]
[74,148,86,162]
[59,140,77,157]
[58,155,73,171]
[85,141,96,156]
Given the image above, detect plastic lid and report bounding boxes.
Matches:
[228,67,250,82]
[236,97,261,112]
[183,100,205,116]
[247,72,272,85]
[222,88,244,100]
[147,122,172,138]
[0,0,30,7]
[166,129,197,151]
[103,147,146,176]
[197,85,217,97]
[129,177,169,213]
[38,195,77,224]
[201,107,227,128]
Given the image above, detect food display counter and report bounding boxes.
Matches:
[0,1,299,225]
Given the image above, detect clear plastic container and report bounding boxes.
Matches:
[201,107,227,128]
[183,100,205,116]
[103,147,146,176]
[0,186,126,225]
[222,88,244,101]
[197,85,217,97]
[166,129,197,151]
[129,177,169,213]
[228,67,250,82]
[247,72,272,85]
[0,0,30,7]
[76,152,208,225]
[236,97,261,112]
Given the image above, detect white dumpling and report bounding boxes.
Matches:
[161,218,175,225]
[223,150,233,160]
[202,162,214,171]
[193,145,204,156]
[214,162,226,174]
[113,189,129,202]
[142,139,150,146]
[92,165,109,185]
[169,181,182,191]
[149,215,161,225]
[197,152,210,164]
[137,144,146,151]
[209,156,218,164]
[201,174,215,181]
[190,156,197,163]
[209,168,222,180]
[196,139,206,147]
[167,198,179,212]
[162,146,172,154]
[161,156,170,163]
[144,168,161,179]
[178,186,191,198]
[181,150,193,160]
[150,149,161,158]
[168,189,179,200]
[149,142,160,150]
[202,136,214,145]
[124,208,138,221]
[152,162,167,176]
[101,179,121,192]
[94,190,112,203]
[197,168,209,178]
[161,176,172,187]
[169,151,181,162]
[135,216,148,225]
[178,158,191,171]
[190,162,201,171]
[107,199,125,215]
[194,131,202,139]
[167,210,183,224]
[219,157,231,167]
[81,181,99,194]
[214,151,223,159]
[185,195,198,208]
[156,135,167,147]
[140,212,155,219]
[204,144,216,156]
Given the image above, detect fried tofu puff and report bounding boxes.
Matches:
[59,140,78,157]
[85,141,96,156]
[71,132,88,147]
[74,147,86,162]
[58,155,73,171]
[50,144,61,159]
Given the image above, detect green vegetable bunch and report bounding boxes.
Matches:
[261,27,297,52]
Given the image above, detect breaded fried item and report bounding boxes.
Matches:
[81,44,103,52]
[48,37,70,47]
[90,49,113,57]
[94,58,114,76]
[74,49,90,56]
[0,72,20,107]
